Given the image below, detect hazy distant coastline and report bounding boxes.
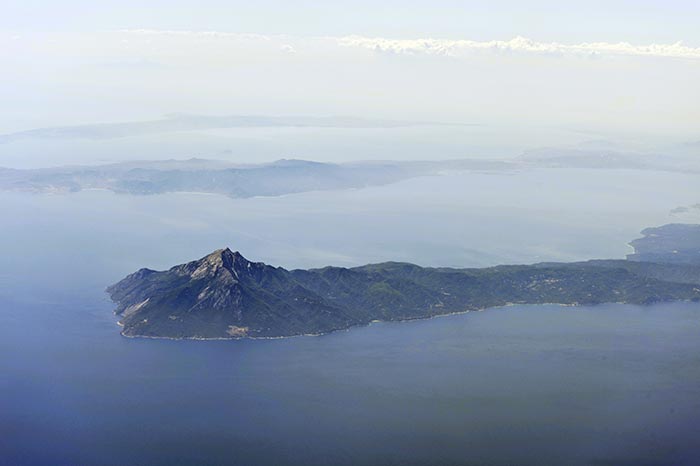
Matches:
[0,114,469,144]
[0,158,513,198]
[1,146,696,199]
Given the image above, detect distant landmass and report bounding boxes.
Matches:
[2,140,697,198]
[3,147,694,198]
[0,114,462,144]
[627,223,700,265]
[107,224,700,340]
[519,147,700,174]
[670,203,700,216]
[0,158,512,198]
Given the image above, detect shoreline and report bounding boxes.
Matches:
[115,300,653,342]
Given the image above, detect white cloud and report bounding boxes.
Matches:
[117,30,700,60]
[280,44,296,54]
[337,35,700,60]
[4,29,698,139]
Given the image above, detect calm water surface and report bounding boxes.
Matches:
[1,176,699,465]
[3,294,700,465]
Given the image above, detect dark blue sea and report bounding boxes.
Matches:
[1,187,700,465]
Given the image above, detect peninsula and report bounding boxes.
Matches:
[108,224,700,339]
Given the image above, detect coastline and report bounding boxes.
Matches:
[114,300,645,342]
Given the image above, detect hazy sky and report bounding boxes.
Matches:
[2,0,699,144]
[5,0,700,42]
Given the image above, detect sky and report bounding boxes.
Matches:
[5,0,700,43]
[1,0,699,147]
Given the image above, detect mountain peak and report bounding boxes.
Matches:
[190,248,248,279]
[204,247,246,262]
[201,247,257,275]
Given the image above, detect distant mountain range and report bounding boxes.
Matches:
[1,148,695,198]
[0,158,511,197]
[108,224,700,340]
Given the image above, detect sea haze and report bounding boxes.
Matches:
[1,163,699,464]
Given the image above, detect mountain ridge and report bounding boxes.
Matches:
[108,225,700,340]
